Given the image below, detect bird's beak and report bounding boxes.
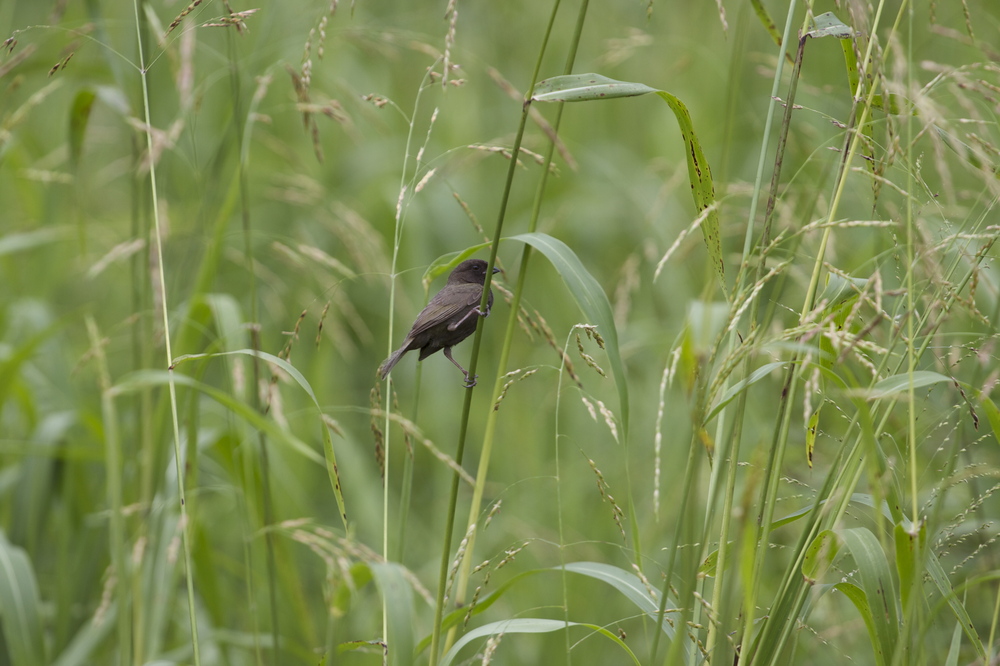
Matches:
[492,267,501,274]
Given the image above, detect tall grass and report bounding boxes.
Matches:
[1,1,999,665]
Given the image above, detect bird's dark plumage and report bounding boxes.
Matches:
[379,259,499,386]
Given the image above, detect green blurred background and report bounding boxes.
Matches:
[2,0,1000,664]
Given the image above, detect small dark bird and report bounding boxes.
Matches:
[379,259,499,387]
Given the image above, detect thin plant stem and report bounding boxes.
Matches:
[745,190,998,664]
[903,2,919,535]
[227,31,281,665]
[703,0,799,658]
[428,86,534,666]
[654,429,701,666]
[739,1,895,662]
[382,66,437,653]
[430,1,575,660]
[449,0,595,633]
[131,9,154,662]
[894,2,922,654]
[131,1,201,662]
[88,317,130,666]
[739,28,814,666]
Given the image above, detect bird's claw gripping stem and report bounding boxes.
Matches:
[447,305,489,332]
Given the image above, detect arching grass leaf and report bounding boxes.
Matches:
[440,618,638,666]
[706,361,787,423]
[653,90,723,294]
[532,73,657,101]
[508,232,628,438]
[808,11,853,38]
[841,527,899,666]
[863,371,952,400]
[69,88,96,171]
[530,75,725,296]
[371,563,415,666]
[802,530,841,584]
[170,349,348,529]
[0,532,45,666]
[111,367,349,529]
[562,561,675,637]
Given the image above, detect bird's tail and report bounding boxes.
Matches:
[378,346,407,380]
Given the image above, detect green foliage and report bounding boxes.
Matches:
[532,75,725,295]
[0,532,45,666]
[1,0,999,665]
[509,232,628,435]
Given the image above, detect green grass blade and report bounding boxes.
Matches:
[0,227,68,258]
[110,369,323,464]
[925,551,986,660]
[0,532,45,666]
[894,522,918,611]
[531,73,658,101]
[653,90,724,294]
[749,0,785,53]
[529,75,724,295]
[171,348,348,527]
[945,621,963,666]
[863,371,952,399]
[979,394,1000,447]
[68,89,96,171]
[802,530,841,584]
[371,563,415,666]
[423,562,678,657]
[832,582,884,666]
[172,349,317,403]
[842,527,899,666]
[51,604,117,666]
[808,12,853,38]
[705,361,788,423]
[508,232,628,438]
[562,562,675,637]
[418,570,544,654]
[440,618,639,666]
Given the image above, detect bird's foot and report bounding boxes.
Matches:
[463,373,479,388]
[447,306,488,332]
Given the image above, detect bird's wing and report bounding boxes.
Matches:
[407,284,482,338]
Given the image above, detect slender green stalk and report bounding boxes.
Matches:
[428,81,535,666]
[430,1,582,660]
[395,412,416,564]
[704,0,799,659]
[740,29,817,666]
[381,67,436,654]
[227,32,282,664]
[735,4,799,276]
[653,426,702,666]
[395,101,441,564]
[739,2,895,662]
[896,2,922,655]
[131,3,200,662]
[553,333,572,661]
[988,583,1000,666]
[448,0,598,631]
[87,317,130,666]
[544,103,586,666]
[129,8,154,661]
[903,0,919,537]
